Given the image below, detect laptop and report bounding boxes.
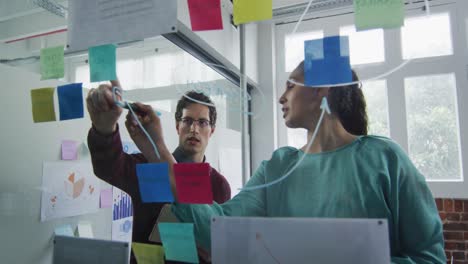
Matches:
[53,235,130,264]
[211,217,390,264]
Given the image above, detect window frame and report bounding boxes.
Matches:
[274,1,468,198]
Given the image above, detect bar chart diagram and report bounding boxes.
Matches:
[112,187,133,242]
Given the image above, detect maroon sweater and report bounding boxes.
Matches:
[87,126,231,263]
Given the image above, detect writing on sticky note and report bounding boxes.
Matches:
[31,87,56,123]
[136,163,174,203]
[62,140,78,160]
[88,44,117,82]
[188,0,223,31]
[174,163,212,204]
[54,225,74,237]
[58,83,84,120]
[354,0,404,31]
[132,243,165,264]
[233,0,272,25]
[304,36,352,86]
[40,45,64,80]
[158,223,199,263]
[100,188,112,208]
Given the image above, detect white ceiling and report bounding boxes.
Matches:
[0,0,309,43]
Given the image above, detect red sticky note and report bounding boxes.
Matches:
[188,0,223,31]
[174,163,212,204]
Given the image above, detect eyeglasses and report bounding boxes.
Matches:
[179,117,211,128]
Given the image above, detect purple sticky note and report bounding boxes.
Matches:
[100,188,112,208]
[61,140,78,160]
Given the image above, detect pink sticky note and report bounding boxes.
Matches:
[188,0,223,31]
[174,163,212,204]
[61,140,78,160]
[100,188,112,208]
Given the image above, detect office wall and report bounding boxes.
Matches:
[0,63,111,264]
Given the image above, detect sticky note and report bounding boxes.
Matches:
[100,188,112,208]
[76,222,94,238]
[304,36,352,86]
[233,0,272,25]
[174,163,212,204]
[61,140,78,160]
[57,83,84,120]
[31,87,56,123]
[354,0,404,31]
[88,44,117,82]
[158,223,199,263]
[136,163,174,203]
[132,243,165,264]
[40,45,64,80]
[54,225,74,237]
[188,0,223,31]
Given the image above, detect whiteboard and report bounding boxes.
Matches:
[0,64,166,263]
[0,63,241,264]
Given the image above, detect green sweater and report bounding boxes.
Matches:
[173,136,446,263]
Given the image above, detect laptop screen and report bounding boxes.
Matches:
[211,217,390,264]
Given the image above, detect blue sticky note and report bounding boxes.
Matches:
[58,83,84,120]
[88,44,117,82]
[158,223,199,263]
[136,163,174,203]
[304,36,352,86]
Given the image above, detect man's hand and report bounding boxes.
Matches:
[125,102,165,162]
[86,80,123,135]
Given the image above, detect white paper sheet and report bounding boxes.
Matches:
[76,222,94,238]
[112,188,133,242]
[68,0,177,51]
[41,161,100,221]
[219,148,242,196]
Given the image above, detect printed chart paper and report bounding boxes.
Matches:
[41,161,100,221]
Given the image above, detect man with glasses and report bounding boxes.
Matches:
[86,82,231,263]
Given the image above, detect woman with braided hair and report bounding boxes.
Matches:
[127,61,446,263]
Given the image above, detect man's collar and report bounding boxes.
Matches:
[172,146,206,163]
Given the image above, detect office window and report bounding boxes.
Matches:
[284,30,324,72]
[340,26,385,65]
[287,128,308,150]
[361,80,389,136]
[405,73,461,181]
[401,13,453,59]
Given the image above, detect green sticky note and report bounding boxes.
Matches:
[158,223,199,263]
[233,0,272,25]
[40,45,65,80]
[31,87,56,123]
[354,0,404,31]
[132,243,165,264]
[88,44,117,82]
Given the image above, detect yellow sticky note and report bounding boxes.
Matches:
[31,87,56,122]
[132,243,165,264]
[233,0,272,25]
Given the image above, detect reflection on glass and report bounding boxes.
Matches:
[401,13,453,59]
[340,26,385,65]
[405,73,461,181]
[361,80,389,136]
[285,31,324,72]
